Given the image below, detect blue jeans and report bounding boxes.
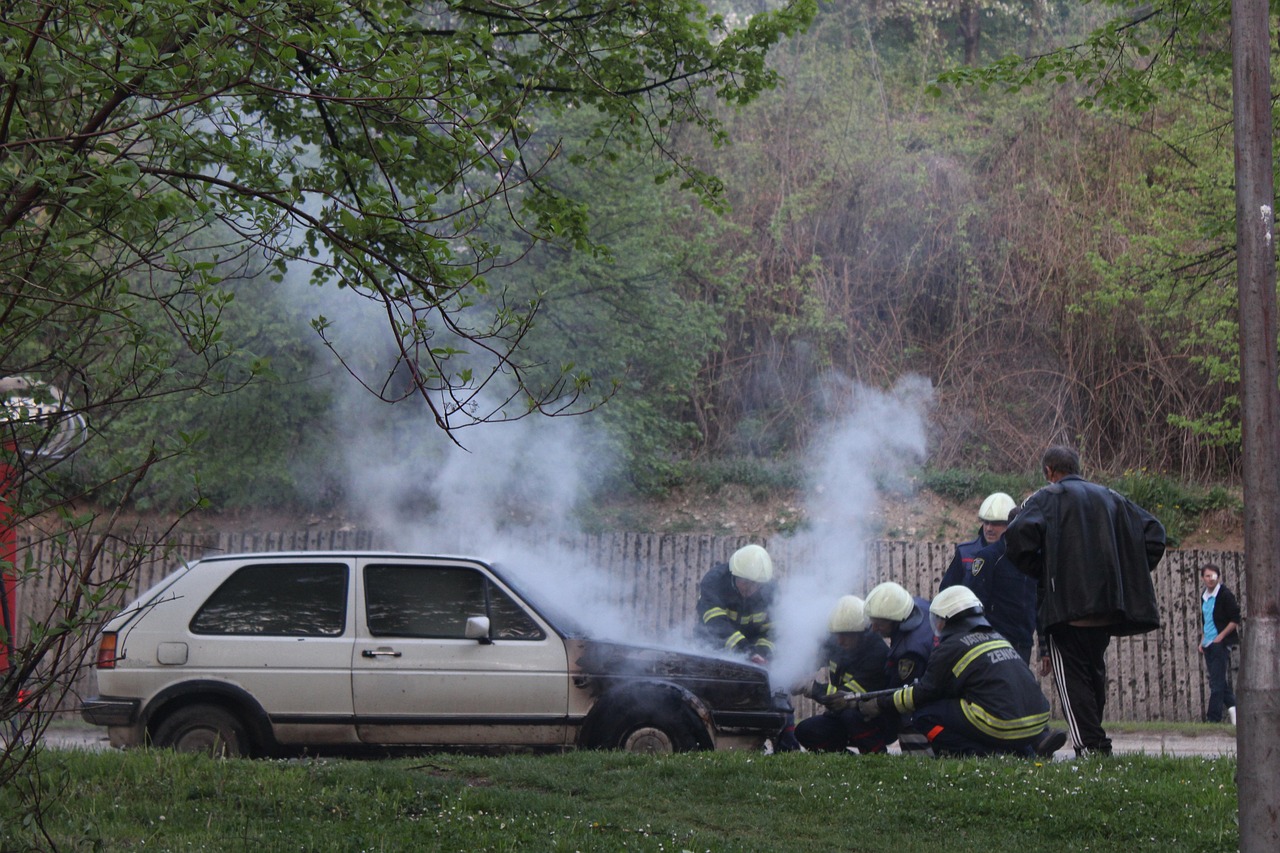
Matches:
[1203,642,1236,722]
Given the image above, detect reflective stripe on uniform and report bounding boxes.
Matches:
[702,606,732,624]
[952,639,1013,677]
[960,699,1050,740]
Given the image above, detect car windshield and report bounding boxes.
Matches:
[489,561,592,638]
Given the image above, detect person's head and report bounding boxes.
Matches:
[1041,445,1081,482]
[864,581,914,637]
[977,492,1016,542]
[929,585,984,636]
[729,544,773,596]
[1200,564,1222,591]
[827,595,868,649]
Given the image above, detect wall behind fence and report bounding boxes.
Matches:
[13,528,1242,724]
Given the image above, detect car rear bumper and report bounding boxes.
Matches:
[80,696,141,727]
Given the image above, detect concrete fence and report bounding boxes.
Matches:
[9,527,1243,723]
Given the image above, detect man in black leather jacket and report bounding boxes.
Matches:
[1003,446,1166,756]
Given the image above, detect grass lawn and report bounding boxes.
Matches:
[1,746,1237,852]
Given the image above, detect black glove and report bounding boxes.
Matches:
[857,698,882,719]
[820,692,856,711]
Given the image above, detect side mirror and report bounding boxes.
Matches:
[465,615,492,644]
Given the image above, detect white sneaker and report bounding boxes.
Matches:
[1227,706,1237,725]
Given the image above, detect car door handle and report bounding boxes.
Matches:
[361,648,402,658]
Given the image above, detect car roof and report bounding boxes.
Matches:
[192,551,491,564]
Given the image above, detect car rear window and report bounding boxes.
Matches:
[190,563,349,636]
[364,564,544,640]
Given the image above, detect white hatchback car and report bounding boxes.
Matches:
[81,552,789,756]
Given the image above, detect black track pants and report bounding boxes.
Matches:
[1047,625,1113,754]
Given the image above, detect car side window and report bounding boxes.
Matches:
[191,563,348,636]
[365,564,544,640]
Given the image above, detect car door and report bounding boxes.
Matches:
[182,559,358,742]
[351,557,571,747]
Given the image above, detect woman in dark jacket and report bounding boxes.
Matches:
[1199,564,1241,724]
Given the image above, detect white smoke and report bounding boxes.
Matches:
[289,256,933,662]
[767,374,933,691]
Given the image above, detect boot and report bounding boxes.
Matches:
[1227,706,1237,725]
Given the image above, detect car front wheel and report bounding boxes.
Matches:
[604,705,705,754]
[152,704,249,758]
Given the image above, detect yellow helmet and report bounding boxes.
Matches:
[864,582,913,623]
[728,544,773,583]
[828,595,868,633]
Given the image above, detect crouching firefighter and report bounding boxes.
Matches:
[794,596,893,754]
[858,586,1068,758]
[694,544,798,751]
[863,581,936,755]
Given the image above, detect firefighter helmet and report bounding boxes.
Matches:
[828,595,868,633]
[864,582,914,623]
[930,585,984,620]
[729,544,774,583]
[978,492,1016,523]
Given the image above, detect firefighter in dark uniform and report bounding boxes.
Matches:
[793,596,893,753]
[695,544,798,750]
[859,586,1068,758]
[942,502,1039,664]
[863,581,936,754]
[939,492,1016,590]
[695,544,776,663]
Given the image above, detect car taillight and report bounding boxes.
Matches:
[95,632,119,669]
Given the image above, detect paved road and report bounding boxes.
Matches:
[28,726,1239,758]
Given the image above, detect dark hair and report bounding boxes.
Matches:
[1042,445,1081,476]
[1201,563,1220,578]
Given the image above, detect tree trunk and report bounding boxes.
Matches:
[1230,0,1280,848]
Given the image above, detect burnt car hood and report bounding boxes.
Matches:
[567,638,787,713]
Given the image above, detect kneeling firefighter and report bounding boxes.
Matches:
[793,596,894,754]
[858,586,1067,758]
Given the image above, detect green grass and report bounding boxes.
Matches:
[2,748,1238,852]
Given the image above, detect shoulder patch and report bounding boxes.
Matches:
[970,558,985,577]
[897,658,916,681]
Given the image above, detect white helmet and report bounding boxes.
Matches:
[978,492,1016,523]
[828,595,868,633]
[729,544,773,583]
[930,585,984,620]
[864,582,914,623]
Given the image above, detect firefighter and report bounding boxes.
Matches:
[859,586,1067,758]
[863,581,936,754]
[939,492,1017,590]
[694,543,777,663]
[694,544,799,751]
[793,596,893,753]
[942,502,1039,664]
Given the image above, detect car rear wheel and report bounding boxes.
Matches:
[152,705,249,758]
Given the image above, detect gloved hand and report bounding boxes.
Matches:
[801,682,827,701]
[820,692,855,711]
[857,698,882,719]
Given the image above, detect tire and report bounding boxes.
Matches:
[152,704,250,758]
[601,704,706,754]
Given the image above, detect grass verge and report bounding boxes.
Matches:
[1,748,1237,852]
